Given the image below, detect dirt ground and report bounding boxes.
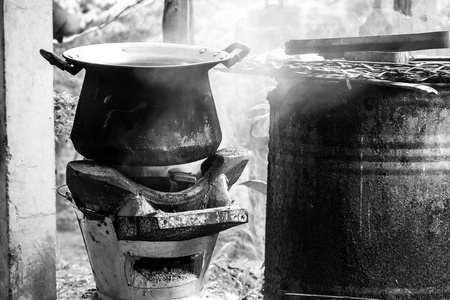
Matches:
[57,229,96,300]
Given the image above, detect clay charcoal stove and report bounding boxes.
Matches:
[66,149,250,299]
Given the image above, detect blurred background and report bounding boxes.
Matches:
[53,1,450,298]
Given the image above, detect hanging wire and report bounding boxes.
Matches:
[56,184,69,198]
[56,184,80,211]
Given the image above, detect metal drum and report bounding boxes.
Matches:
[266,78,450,299]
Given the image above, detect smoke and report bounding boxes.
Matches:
[54,0,450,251]
[189,0,450,260]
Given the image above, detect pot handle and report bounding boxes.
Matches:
[221,42,250,68]
[39,49,83,75]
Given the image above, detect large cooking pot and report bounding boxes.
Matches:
[40,42,250,166]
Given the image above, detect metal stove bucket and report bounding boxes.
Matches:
[70,201,247,300]
[72,206,217,300]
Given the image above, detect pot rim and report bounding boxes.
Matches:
[62,42,232,69]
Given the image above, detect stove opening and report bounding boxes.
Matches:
[131,171,198,192]
[115,159,205,192]
[126,253,204,288]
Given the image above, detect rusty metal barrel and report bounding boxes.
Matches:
[265,78,450,299]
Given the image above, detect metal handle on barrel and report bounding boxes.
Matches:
[221,42,250,68]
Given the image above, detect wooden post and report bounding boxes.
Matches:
[0,0,56,299]
[162,0,194,44]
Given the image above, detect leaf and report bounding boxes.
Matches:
[240,180,267,195]
[244,136,269,150]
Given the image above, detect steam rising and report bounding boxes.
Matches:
[55,0,450,258]
[197,0,450,261]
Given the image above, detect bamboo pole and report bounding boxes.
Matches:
[163,0,194,44]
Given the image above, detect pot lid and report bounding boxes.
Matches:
[62,42,233,68]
